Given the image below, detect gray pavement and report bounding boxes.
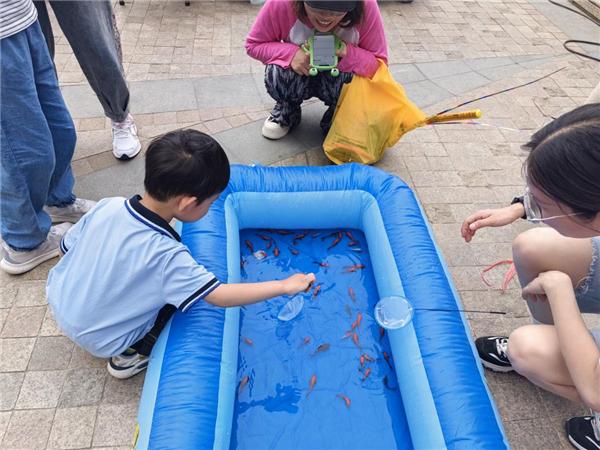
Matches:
[1,0,600,449]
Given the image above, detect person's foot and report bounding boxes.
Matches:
[112,114,142,160]
[565,415,600,450]
[0,223,72,275]
[107,348,149,379]
[475,335,514,372]
[44,198,97,223]
[262,115,290,140]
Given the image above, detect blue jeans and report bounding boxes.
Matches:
[0,21,76,251]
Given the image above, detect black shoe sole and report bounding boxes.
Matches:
[481,359,514,373]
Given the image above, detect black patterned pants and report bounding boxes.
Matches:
[264,64,353,133]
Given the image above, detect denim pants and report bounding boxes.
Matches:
[35,0,130,122]
[264,64,353,133]
[0,21,76,251]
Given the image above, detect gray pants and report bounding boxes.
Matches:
[34,0,130,122]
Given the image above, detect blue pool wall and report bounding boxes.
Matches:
[136,164,509,450]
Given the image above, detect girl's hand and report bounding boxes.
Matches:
[291,47,310,76]
[336,41,347,58]
[282,273,316,295]
[461,204,525,242]
[522,271,571,303]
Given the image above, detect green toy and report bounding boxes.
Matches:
[302,33,344,77]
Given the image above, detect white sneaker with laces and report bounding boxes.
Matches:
[261,116,290,140]
[112,114,141,160]
[44,198,97,223]
[0,222,72,275]
[107,348,149,379]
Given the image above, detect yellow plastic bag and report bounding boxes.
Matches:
[324,59,426,165]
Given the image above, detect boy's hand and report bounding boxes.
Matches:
[291,47,310,76]
[283,273,316,295]
[461,204,524,242]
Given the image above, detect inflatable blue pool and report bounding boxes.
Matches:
[135,164,508,450]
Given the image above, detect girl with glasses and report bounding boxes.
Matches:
[461,103,600,450]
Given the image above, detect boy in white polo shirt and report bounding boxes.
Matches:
[46,130,315,379]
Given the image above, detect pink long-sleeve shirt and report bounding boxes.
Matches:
[245,0,388,78]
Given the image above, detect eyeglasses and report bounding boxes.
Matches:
[523,187,582,223]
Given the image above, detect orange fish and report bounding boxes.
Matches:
[273,246,280,257]
[245,240,254,252]
[352,332,360,349]
[327,235,341,250]
[312,283,322,298]
[266,240,273,250]
[243,337,253,346]
[348,287,356,302]
[313,343,330,355]
[341,331,353,340]
[383,351,393,370]
[363,353,376,362]
[344,264,365,273]
[238,375,250,394]
[348,240,359,247]
[257,234,272,241]
[351,312,363,330]
[360,355,365,368]
[314,261,329,268]
[345,231,355,241]
[337,393,351,408]
[301,336,311,346]
[307,374,317,397]
[275,230,293,235]
[379,327,385,341]
[293,231,308,245]
[289,247,300,256]
[362,367,372,382]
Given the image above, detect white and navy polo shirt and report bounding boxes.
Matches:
[46,195,220,358]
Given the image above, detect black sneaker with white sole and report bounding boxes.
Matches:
[566,415,600,450]
[107,348,149,379]
[475,335,514,372]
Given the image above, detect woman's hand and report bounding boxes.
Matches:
[521,270,572,303]
[461,203,525,242]
[282,273,316,295]
[291,47,310,76]
[336,40,347,58]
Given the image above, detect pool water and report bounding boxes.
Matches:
[230,229,413,450]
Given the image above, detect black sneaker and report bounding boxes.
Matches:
[475,336,514,372]
[107,348,149,379]
[566,415,600,450]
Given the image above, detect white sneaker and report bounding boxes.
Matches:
[107,348,149,379]
[0,223,72,275]
[261,116,290,140]
[112,114,141,160]
[44,198,97,223]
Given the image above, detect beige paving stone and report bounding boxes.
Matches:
[47,406,97,449]
[2,409,54,449]
[13,280,47,307]
[28,336,74,371]
[92,404,138,448]
[0,372,24,411]
[59,368,106,408]
[15,370,67,409]
[39,306,63,337]
[0,338,35,372]
[1,306,45,338]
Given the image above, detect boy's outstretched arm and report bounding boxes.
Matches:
[205,273,315,308]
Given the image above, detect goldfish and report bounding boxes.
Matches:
[351,312,363,330]
[289,246,300,256]
[337,393,351,408]
[327,235,342,250]
[301,336,311,346]
[243,337,253,346]
[293,231,308,245]
[341,331,353,340]
[360,355,365,368]
[345,231,355,241]
[307,374,317,397]
[238,375,250,394]
[312,283,322,298]
[253,250,267,260]
[273,246,280,257]
[313,343,330,355]
[313,261,329,268]
[363,353,376,362]
[256,234,272,241]
[320,231,339,241]
[379,327,385,341]
[348,240,359,247]
[275,230,293,235]
[266,240,273,250]
[352,332,360,349]
[344,264,365,273]
[348,287,356,302]
[383,351,393,370]
[245,240,254,252]
[362,367,372,382]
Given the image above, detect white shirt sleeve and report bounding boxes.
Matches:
[161,248,221,312]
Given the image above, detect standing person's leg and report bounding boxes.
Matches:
[0,22,73,274]
[262,64,311,140]
[48,0,141,160]
[33,1,55,59]
[314,71,352,134]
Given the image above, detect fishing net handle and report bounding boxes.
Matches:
[425,109,482,124]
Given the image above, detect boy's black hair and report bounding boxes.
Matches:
[294,0,364,28]
[144,129,230,203]
[524,103,600,219]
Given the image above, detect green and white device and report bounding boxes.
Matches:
[303,33,343,77]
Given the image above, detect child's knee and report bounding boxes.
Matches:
[512,228,556,266]
[507,326,540,374]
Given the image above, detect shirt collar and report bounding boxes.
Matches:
[125,195,181,241]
